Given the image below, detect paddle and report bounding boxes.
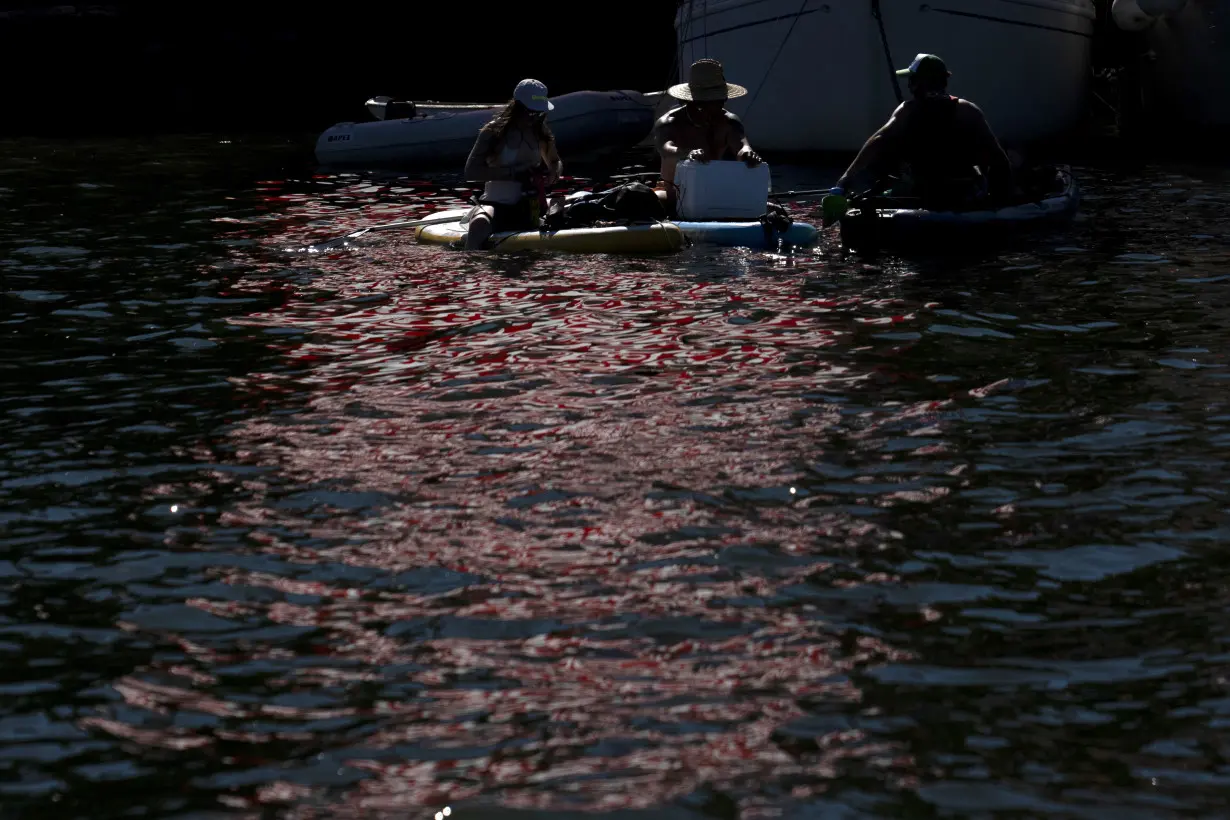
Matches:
[764,187,853,228]
[535,176,549,221]
[769,187,838,199]
[770,180,895,228]
[766,187,856,227]
[303,178,617,254]
[298,212,467,254]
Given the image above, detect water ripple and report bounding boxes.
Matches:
[3,141,1230,816]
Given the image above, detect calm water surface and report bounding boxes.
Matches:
[3,135,1230,819]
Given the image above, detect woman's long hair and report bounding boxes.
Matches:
[483,100,556,163]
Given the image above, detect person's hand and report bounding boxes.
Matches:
[738,146,762,167]
[820,187,849,227]
[687,148,709,164]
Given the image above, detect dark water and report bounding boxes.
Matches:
[3,135,1230,819]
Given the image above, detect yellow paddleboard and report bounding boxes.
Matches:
[415,209,685,254]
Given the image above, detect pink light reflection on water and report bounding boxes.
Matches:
[100,175,960,813]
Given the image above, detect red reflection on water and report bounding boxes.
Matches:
[97,175,958,813]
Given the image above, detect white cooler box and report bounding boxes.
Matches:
[675,159,771,221]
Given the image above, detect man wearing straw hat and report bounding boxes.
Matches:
[652,58,762,212]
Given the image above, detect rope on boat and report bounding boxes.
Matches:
[871,0,904,104]
[743,0,812,121]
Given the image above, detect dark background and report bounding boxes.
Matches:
[0,1,680,136]
[0,1,1161,154]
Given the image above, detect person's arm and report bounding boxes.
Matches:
[726,113,761,166]
[964,102,1014,198]
[463,127,521,183]
[653,114,680,160]
[539,137,563,184]
[834,102,909,191]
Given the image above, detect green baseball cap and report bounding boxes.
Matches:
[895,53,951,79]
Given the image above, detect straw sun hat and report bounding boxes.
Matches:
[668,59,747,102]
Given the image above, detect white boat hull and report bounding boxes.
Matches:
[316,90,659,168]
[1140,0,1230,130]
[675,0,1097,152]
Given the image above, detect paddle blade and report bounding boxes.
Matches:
[304,229,368,254]
[820,193,848,227]
[298,213,465,254]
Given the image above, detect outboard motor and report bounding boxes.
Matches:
[365,96,417,121]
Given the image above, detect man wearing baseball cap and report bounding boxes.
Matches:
[830,53,1015,210]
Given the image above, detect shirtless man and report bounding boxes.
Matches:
[652,59,762,213]
[832,53,1015,209]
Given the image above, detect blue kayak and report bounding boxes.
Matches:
[839,165,1080,250]
[675,219,819,249]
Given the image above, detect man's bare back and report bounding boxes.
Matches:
[834,51,1016,201]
